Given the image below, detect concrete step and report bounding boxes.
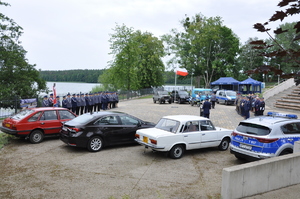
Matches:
[277,99,300,104]
[274,103,300,111]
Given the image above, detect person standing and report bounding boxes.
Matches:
[80,93,86,115]
[85,93,91,113]
[258,97,265,116]
[202,98,211,118]
[62,96,67,108]
[42,95,49,107]
[71,94,77,114]
[76,94,81,115]
[66,93,72,111]
[244,97,251,119]
[48,93,54,107]
[54,96,61,107]
[210,93,217,109]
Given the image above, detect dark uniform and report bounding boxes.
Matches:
[42,96,49,107]
[62,96,67,108]
[80,93,86,115]
[54,96,61,107]
[202,98,211,118]
[66,93,72,110]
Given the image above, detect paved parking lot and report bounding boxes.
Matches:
[0,98,298,199]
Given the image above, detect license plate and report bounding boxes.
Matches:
[239,143,252,150]
[5,123,11,128]
[143,136,148,143]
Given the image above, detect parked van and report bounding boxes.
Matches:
[190,88,212,106]
[216,90,237,105]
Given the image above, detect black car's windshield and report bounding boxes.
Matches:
[236,122,271,135]
[155,118,180,133]
[12,109,34,120]
[69,114,94,124]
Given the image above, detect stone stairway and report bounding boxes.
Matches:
[268,85,300,112]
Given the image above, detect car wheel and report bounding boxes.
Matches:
[159,99,163,104]
[169,145,185,159]
[153,99,156,103]
[178,98,181,104]
[224,100,227,105]
[279,149,292,156]
[218,138,230,151]
[29,130,44,144]
[168,100,172,104]
[87,136,103,152]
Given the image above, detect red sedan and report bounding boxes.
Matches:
[0,107,77,144]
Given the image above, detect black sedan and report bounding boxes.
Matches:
[60,111,155,152]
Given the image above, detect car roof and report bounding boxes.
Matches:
[29,107,70,111]
[240,116,299,127]
[162,115,209,122]
[85,111,127,117]
[193,88,212,91]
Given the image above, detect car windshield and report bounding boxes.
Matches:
[11,109,34,120]
[236,122,271,136]
[69,114,94,124]
[225,91,236,96]
[155,118,180,133]
[158,91,169,95]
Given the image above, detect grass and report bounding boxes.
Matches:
[0,133,12,149]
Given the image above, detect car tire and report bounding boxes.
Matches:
[279,149,292,156]
[178,98,181,104]
[153,99,156,103]
[218,138,230,151]
[87,136,103,152]
[169,145,185,159]
[159,99,163,104]
[168,100,172,104]
[29,130,44,144]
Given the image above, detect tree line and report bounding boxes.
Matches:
[39,69,191,85]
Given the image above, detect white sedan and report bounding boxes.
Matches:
[135,115,232,159]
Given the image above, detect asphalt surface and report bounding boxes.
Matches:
[0,97,299,199]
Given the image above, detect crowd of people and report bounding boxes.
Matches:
[42,92,119,115]
[235,93,265,119]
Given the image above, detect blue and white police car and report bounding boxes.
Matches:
[230,112,299,161]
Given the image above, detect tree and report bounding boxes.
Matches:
[99,24,165,90]
[0,1,46,99]
[162,13,240,88]
[236,37,265,81]
[247,0,300,80]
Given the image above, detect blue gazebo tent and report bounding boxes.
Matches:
[210,77,240,91]
[239,77,262,94]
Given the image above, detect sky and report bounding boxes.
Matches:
[2,0,298,71]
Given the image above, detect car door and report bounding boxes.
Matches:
[199,120,220,148]
[94,115,125,145]
[38,110,61,135]
[182,121,201,150]
[119,115,141,142]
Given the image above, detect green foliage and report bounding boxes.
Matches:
[162,13,240,88]
[0,1,46,99]
[100,24,165,90]
[0,133,12,149]
[39,69,105,83]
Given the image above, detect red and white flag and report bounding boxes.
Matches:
[176,68,188,76]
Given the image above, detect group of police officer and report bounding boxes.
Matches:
[235,93,265,119]
[42,91,119,115]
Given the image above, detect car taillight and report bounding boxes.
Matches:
[150,139,157,145]
[70,127,81,132]
[256,138,279,143]
[135,134,140,139]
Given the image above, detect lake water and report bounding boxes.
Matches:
[43,82,101,97]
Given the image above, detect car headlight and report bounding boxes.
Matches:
[227,97,232,100]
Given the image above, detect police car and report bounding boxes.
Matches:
[230,112,299,161]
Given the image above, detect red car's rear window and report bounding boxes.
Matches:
[11,109,35,120]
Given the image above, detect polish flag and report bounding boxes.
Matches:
[176,68,188,76]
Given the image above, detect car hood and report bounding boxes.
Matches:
[136,127,173,138]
